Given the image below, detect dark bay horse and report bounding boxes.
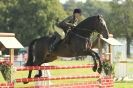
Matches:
[24,15,109,84]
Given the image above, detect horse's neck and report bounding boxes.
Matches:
[73,23,95,38]
[73,17,96,38]
[72,29,92,38]
[67,31,91,41]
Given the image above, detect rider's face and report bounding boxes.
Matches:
[74,13,81,19]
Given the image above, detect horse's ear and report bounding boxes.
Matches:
[98,15,103,19]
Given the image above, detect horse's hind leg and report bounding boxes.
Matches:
[23,70,32,84]
[33,59,43,78]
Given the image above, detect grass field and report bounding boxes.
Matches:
[0,60,133,88]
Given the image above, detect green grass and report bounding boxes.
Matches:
[114,61,133,88]
[115,82,133,88]
[0,60,133,87]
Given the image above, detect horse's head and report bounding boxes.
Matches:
[73,15,109,38]
[96,15,109,39]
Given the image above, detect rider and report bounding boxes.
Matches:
[49,8,83,53]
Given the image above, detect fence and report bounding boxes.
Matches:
[0,63,113,88]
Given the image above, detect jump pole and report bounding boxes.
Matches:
[14,64,113,88]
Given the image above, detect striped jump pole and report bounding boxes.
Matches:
[15,74,100,83]
[15,64,94,71]
[0,64,113,88]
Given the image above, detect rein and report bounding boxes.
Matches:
[67,30,91,41]
[73,27,95,33]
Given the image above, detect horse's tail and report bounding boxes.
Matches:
[25,39,37,66]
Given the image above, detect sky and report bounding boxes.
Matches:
[59,0,112,4]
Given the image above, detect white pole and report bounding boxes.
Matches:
[35,63,51,87]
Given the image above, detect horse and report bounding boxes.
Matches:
[24,15,109,84]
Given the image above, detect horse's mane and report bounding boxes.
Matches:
[75,15,99,29]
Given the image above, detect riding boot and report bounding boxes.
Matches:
[49,37,61,53]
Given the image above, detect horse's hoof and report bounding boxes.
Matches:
[92,66,97,72]
[34,74,41,78]
[23,82,29,84]
[97,67,102,74]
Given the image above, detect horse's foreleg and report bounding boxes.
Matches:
[89,52,97,72]
[23,70,32,84]
[94,52,102,74]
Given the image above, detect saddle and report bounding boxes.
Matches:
[48,31,71,53]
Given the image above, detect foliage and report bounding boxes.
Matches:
[109,0,133,37]
[63,0,84,15]
[0,0,66,45]
[63,0,111,17]
[102,60,114,76]
[81,0,111,17]
[109,0,133,57]
[0,61,11,82]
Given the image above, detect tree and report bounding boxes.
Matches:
[0,0,66,45]
[63,0,84,15]
[109,0,133,57]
